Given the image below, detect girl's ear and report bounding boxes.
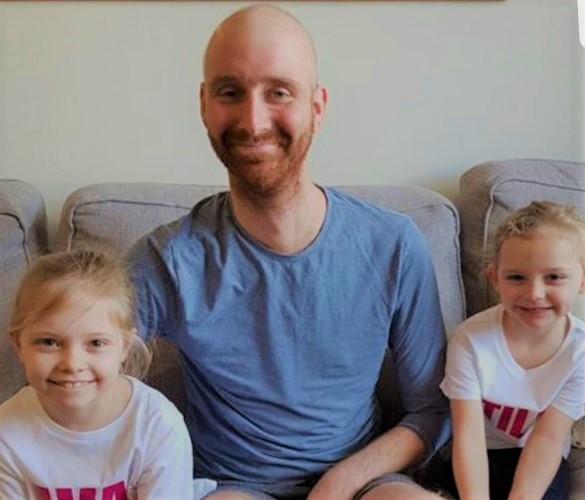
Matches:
[486,264,498,289]
[121,330,134,363]
[580,261,585,294]
[10,334,23,361]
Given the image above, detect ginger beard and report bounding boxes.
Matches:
[209,119,314,205]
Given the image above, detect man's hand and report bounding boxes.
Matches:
[306,461,362,500]
[307,426,426,500]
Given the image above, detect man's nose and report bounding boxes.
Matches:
[239,94,271,137]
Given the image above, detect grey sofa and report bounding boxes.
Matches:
[1,159,583,498]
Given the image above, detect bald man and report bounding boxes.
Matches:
[129,5,449,499]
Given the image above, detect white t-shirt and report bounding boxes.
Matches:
[0,377,194,499]
[441,305,585,457]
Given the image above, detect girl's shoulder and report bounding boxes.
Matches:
[450,304,502,341]
[0,386,37,430]
[566,314,585,361]
[570,313,585,337]
[125,377,186,428]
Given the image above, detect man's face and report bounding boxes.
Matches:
[200,15,326,202]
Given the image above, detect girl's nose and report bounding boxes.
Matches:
[527,279,546,300]
[57,345,85,372]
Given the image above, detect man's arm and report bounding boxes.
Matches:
[508,406,574,500]
[126,232,179,340]
[307,426,425,500]
[450,399,489,500]
[309,221,450,499]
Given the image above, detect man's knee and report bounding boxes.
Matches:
[203,491,266,500]
[359,481,446,500]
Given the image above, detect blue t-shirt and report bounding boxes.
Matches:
[129,187,449,492]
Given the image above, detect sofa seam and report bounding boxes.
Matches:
[0,211,32,265]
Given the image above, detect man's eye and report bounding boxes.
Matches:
[270,88,292,100]
[216,88,241,101]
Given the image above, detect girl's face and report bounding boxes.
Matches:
[487,228,585,337]
[13,293,130,431]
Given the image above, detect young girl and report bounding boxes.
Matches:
[0,248,194,499]
[441,201,585,500]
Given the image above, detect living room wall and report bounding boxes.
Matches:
[1,0,583,237]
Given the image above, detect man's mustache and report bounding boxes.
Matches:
[224,129,288,147]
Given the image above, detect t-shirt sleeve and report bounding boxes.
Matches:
[388,221,450,457]
[550,349,585,421]
[136,395,194,499]
[0,442,28,499]
[127,232,179,341]
[441,328,482,401]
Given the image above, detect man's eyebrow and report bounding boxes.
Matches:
[268,77,299,88]
[209,75,241,90]
[209,75,304,93]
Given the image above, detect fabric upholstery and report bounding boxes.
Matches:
[0,180,47,403]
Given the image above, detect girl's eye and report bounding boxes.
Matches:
[547,274,565,282]
[89,339,109,349]
[505,274,524,282]
[33,338,59,351]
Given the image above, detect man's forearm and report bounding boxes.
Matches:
[306,426,426,500]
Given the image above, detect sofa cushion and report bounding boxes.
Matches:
[0,180,48,403]
[456,159,585,317]
[57,183,465,415]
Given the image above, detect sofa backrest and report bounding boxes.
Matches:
[0,180,48,403]
[457,159,585,317]
[56,183,465,415]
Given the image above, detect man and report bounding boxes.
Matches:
[129,5,449,499]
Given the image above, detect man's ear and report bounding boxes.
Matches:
[312,84,328,134]
[200,82,207,128]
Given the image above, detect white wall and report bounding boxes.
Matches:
[1,0,583,239]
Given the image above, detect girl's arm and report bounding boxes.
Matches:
[508,406,574,500]
[0,450,28,499]
[451,399,490,500]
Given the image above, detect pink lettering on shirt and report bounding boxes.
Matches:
[102,482,127,500]
[482,399,537,439]
[35,481,126,500]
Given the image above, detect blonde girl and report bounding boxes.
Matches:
[0,248,194,499]
[441,201,585,500]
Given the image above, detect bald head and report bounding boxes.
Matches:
[203,5,318,86]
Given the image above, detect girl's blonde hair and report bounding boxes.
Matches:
[9,248,152,378]
[489,201,585,264]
